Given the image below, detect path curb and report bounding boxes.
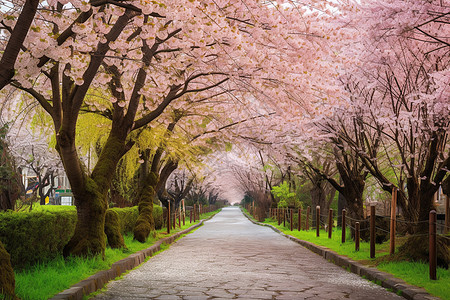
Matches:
[241,209,440,300]
[50,215,214,300]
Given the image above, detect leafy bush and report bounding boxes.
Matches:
[272,181,301,208]
[108,207,139,235]
[153,205,163,230]
[0,205,163,269]
[0,209,77,269]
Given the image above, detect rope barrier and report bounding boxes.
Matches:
[345,216,370,223]
[375,227,390,234]
[395,219,429,225]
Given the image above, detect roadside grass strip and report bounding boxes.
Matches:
[15,210,219,300]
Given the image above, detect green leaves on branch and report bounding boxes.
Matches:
[271,181,301,209]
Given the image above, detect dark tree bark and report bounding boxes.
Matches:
[0,0,39,90]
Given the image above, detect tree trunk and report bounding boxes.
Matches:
[133,172,158,242]
[0,240,16,299]
[63,183,107,257]
[62,133,127,257]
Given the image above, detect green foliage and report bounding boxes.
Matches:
[108,207,139,234]
[240,192,253,206]
[0,205,163,269]
[153,205,163,230]
[272,181,300,208]
[0,209,77,269]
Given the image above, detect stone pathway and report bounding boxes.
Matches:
[94,207,404,300]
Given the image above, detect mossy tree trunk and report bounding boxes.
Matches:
[62,133,128,257]
[133,172,158,242]
[0,240,15,299]
[105,209,125,248]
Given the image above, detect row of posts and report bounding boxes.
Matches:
[166,202,211,234]
[269,204,439,280]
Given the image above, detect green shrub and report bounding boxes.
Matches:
[0,205,163,269]
[153,205,163,230]
[0,210,77,269]
[107,207,139,235]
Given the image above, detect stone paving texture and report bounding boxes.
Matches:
[94,207,404,300]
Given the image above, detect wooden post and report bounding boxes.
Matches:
[445,194,449,235]
[182,200,185,226]
[178,206,181,227]
[190,209,192,223]
[167,201,171,234]
[355,222,360,251]
[283,208,286,228]
[316,206,320,237]
[390,188,397,255]
[306,206,310,230]
[194,204,197,222]
[173,203,176,230]
[298,208,302,231]
[277,208,281,225]
[290,209,293,231]
[429,210,437,280]
[341,209,346,243]
[328,208,333,239]
[370,205,376,258]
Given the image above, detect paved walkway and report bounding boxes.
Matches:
[94,207,403,300]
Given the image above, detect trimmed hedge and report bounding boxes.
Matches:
[153,205,163,230]
[0,205,163,269]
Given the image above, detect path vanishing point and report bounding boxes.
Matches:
[93,207,404,300]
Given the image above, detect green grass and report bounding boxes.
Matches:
[245,210,450,300]
[15,210,219,300]
[378,261,450,300]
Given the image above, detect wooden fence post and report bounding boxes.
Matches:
[290,209,293,231]
[298,208,302,231]
[182,200,185,226]
[390,188,397,255]
[316,206,320,237]
[278,208,281,225]
[306,206,310,231]
[328,208,333,239]
[167,201,171,234]
[429,210,437,280]
[194,204,197,222]
[283,208,286,228]
[370,205,376,258]
[190,209,192,223]
[445,194,449,235]
[341,209,346,243]
[355,222,360,251]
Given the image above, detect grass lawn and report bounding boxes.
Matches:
[244,210,449,300]
[14,209,219,300]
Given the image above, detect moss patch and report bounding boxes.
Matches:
[104,210,125,249]
[0,240,15,299]
[133,173,158,243]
